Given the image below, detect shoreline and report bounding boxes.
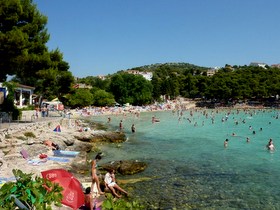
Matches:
[0,100,196,179]
[0,100,274,179]
[0,100,275,209]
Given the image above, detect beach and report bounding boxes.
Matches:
[0,99,196,208]
[0,99,195,176]
[3,100,276,209]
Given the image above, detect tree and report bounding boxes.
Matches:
[151,75,162,101]
[109,74,128,105]
[91,89,115,107]
[78,76,111,91]
[0,0,49,82]
[0,169,63,209]
[67,89,93,108]
[109,73,153,105]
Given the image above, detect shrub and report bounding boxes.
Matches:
[24,132,36,138]
[0,169,63,210]
[102,193,145,210]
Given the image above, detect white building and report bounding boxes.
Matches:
[206,67,220,76]
[250,62,267,68]
[127,70,153,81]
[0,83,35,107]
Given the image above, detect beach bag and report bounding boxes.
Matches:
[39,153,48,159]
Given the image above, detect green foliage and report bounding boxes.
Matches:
[67,88,94,108]
[109,73,153,105]
[19,105,35,111]
[0,0,73,103]
[0,0,49,82]
[0,169,63,210]
[102,194,145,210]
[23,132,36,138]
[16,136,28,141]
[78,76,111,90]
[91,89,115,107]
[0,82,22,120]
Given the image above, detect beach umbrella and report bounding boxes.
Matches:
[41,169,84,209]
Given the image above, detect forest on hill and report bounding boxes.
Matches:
[78,63,280,107]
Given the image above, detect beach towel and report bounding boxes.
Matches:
[47,156,70,162]
[27,159,47,166]
[20,149,29,159]
[53,150,79,158]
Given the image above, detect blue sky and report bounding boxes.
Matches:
[34,0,280,78]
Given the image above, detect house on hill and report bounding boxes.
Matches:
[249,62,267,68]
[126,70,153,81]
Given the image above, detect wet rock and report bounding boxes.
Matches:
[101,160,147,175]
[75,131,126,143]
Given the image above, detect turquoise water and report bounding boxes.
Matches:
[91,109,280,209]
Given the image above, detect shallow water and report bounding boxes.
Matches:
[91,109,280,209]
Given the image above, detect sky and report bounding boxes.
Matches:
[33,0,280,78]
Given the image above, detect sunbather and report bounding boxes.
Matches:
[43,140,60,150]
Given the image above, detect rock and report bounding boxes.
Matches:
[75,131,126,143]
[63,138,75,146]
[69,151,90,177]
[101,160,147,175]
[68,140,93,152]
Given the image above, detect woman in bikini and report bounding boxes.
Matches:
[91,153,104,195]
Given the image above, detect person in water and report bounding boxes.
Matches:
[91,153,104,195]
[266,138,275,151]
[119,120,123,131]
[131,124,136,133]
[224,139,229,148]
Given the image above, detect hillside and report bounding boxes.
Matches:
[119,62,210,74]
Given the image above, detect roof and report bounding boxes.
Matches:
[16,84,35,90]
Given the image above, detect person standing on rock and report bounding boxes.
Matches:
[91,153,104,195]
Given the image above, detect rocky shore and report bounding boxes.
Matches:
[0,115,147,184]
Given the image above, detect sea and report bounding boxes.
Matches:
[90,108,280,210]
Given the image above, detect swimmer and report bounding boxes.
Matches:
[246,137,250,143]
[224,139,229,148]
[131,124,136,133]
[119,120,123,130]
[267,141,275,151]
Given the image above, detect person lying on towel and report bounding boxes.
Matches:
[43,140,60,150]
